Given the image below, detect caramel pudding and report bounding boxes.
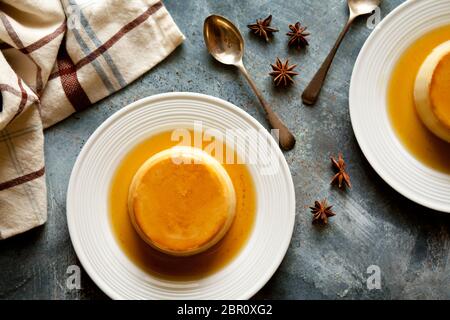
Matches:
[128,147,236,256]
[109,131,256,280]
[414,41,450,142]
[388,25,450,174]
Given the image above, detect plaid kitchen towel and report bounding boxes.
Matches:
[0,0,184,239]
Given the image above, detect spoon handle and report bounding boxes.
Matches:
[302,16,355,106]
[237,63,296,151]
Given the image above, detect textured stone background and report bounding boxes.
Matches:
[2,0,450,300]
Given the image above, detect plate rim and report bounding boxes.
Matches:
[349,0,450,213]
[67,92,296,299]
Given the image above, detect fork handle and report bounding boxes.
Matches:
[302,17,355,106]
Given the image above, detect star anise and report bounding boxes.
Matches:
[269,58,299,86]
[286,22,310,49]
[331,153,352,189]
[310,199,335,225]
[247,15,278,42]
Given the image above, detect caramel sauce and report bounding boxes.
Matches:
[388,25,450,174]
[109,130,257,280]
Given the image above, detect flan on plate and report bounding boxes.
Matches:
[128,146,236,256]
[414,41,450,143]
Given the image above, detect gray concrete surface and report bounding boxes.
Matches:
[3,0,450,300]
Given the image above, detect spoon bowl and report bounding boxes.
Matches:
[203,14,296,151]
[204,15,244,65]
[349,0,381,17]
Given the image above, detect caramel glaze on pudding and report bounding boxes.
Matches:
[430,52,450,130]
[414,41,450,142]
[109,131,256,280]
[128,147,236,256]
[388,25,450,174]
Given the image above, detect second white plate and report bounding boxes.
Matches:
[350,0,450,213]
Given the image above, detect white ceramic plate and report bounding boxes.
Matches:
[349,0,450,212]
[67,92,296,299]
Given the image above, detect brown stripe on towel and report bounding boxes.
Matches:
[11,77,28,120]
[0,12,25,48]
[0,12,44,95]
[0,167,45,191]
[20,22,67,54]
[56,41,91,111]
[49,1,163,80]
[0,83,35,102]
[0,84,23,99]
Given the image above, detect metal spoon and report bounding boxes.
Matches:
[203,15,296,151]
[302,0,381,105]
